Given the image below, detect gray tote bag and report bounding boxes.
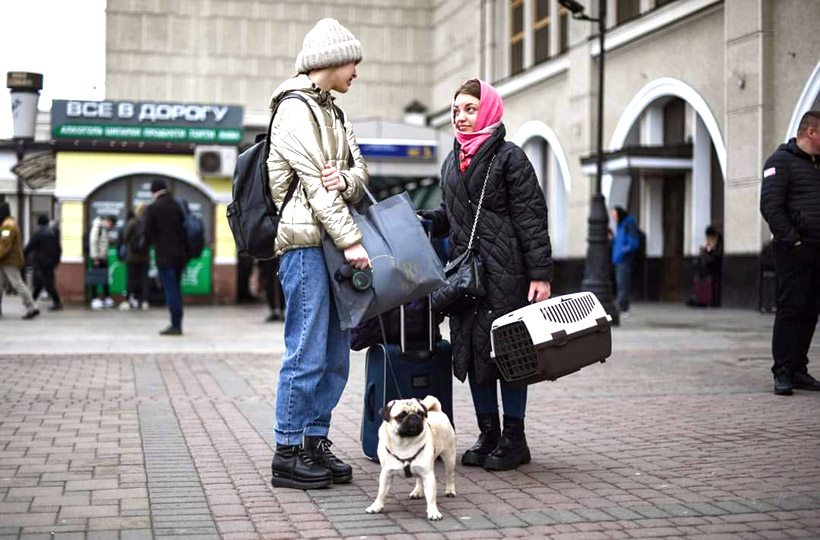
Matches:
[323,187,446,330]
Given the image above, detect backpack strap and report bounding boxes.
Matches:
[333,104,356,169]
[268,92,321,213]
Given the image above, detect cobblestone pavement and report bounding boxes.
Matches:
[1,302,819,539]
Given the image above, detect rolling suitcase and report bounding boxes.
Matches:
[360,301,454,461]
[692,276,714,307]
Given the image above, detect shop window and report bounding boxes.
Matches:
[510,0,525,75]
[534,0,550,64]
[558,6,570,54]
[617,0,641,24]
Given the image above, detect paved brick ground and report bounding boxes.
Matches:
[1,302,819,539]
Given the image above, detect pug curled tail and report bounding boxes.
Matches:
[419,395,442,413]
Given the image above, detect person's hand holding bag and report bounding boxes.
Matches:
[344,243,370,269]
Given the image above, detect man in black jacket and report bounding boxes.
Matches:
[760,110,820,395]
[144,179,187,336]
[24,215,62,310]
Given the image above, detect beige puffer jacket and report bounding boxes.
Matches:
[266,75,368,257]
[89,216,110,260]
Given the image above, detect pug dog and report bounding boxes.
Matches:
[365,395,456,521]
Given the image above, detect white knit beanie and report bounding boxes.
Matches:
[295,18,363,74]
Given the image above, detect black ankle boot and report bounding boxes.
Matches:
[462,413,501,466]
[304,436,353,484]
[483,415,531,471]
[271,444,332,489]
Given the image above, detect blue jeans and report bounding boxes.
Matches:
[157,267,183,329]
[615,255,633,312]
[468,367,527,418]
[275,248,350,446]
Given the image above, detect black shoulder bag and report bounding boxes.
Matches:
[431,155,496,316]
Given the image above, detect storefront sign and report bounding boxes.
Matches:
[52,99,243,144]
[359,143,436,160]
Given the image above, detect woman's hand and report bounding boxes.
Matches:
[343,243,371,269]
[322,162,346,192]
[528,280,551,303]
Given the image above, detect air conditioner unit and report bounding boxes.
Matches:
[195,146,238,178]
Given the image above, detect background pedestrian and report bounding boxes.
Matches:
[687,225,722,308]
[24,214,62,311]
[0,202,40,319]
[120,203,151,311]
[88,214,115,310]
[144,179,187,335]
[760,109,820,395]
[258,258,284,322]
[610,206,640,316]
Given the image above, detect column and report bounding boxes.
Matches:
[640,102,664,256]
[724,0,773,254]
[691,113,712,255]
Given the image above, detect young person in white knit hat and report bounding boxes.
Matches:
[267,18,370,490]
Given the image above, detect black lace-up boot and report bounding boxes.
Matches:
[461,413,501,467]
[271,444,332,489]
[304,436,353,484]
[482,415,531,471]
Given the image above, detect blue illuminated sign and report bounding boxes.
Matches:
[359,144,436,160]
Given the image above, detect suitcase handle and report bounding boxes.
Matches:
[400,219,436,355]
[365,382,376,422]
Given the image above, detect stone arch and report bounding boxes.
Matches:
[604,77,727,202]
[512,121,571,257]
[65,163,225,203]
[786,60,820,141]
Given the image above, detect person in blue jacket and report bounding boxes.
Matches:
[610,206,640,315]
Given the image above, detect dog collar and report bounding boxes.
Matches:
[385,445,425,478]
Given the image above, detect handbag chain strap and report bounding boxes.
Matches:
[467,154,496,251]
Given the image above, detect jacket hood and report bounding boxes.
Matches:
[781,138,813,160]
[268,74,333,111]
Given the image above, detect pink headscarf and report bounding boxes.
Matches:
[453,79,504,172]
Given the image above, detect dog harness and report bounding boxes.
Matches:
[385,445,425,478]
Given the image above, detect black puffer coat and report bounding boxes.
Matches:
[144,193,187,269]
[422,126,554,385]
[760,138,820,245]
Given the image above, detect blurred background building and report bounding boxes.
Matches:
[3,0,818,307]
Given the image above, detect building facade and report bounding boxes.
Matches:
[31,0,819,306]
[426,0,820,307]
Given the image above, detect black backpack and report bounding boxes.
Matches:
[129,219,149,257]
[227,93,321,260]
[178,200,206,259]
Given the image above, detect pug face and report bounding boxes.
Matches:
[380,398,429,438]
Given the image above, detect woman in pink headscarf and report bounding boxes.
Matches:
[421,79,554,471]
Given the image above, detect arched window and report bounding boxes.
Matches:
[519,133,569,257]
